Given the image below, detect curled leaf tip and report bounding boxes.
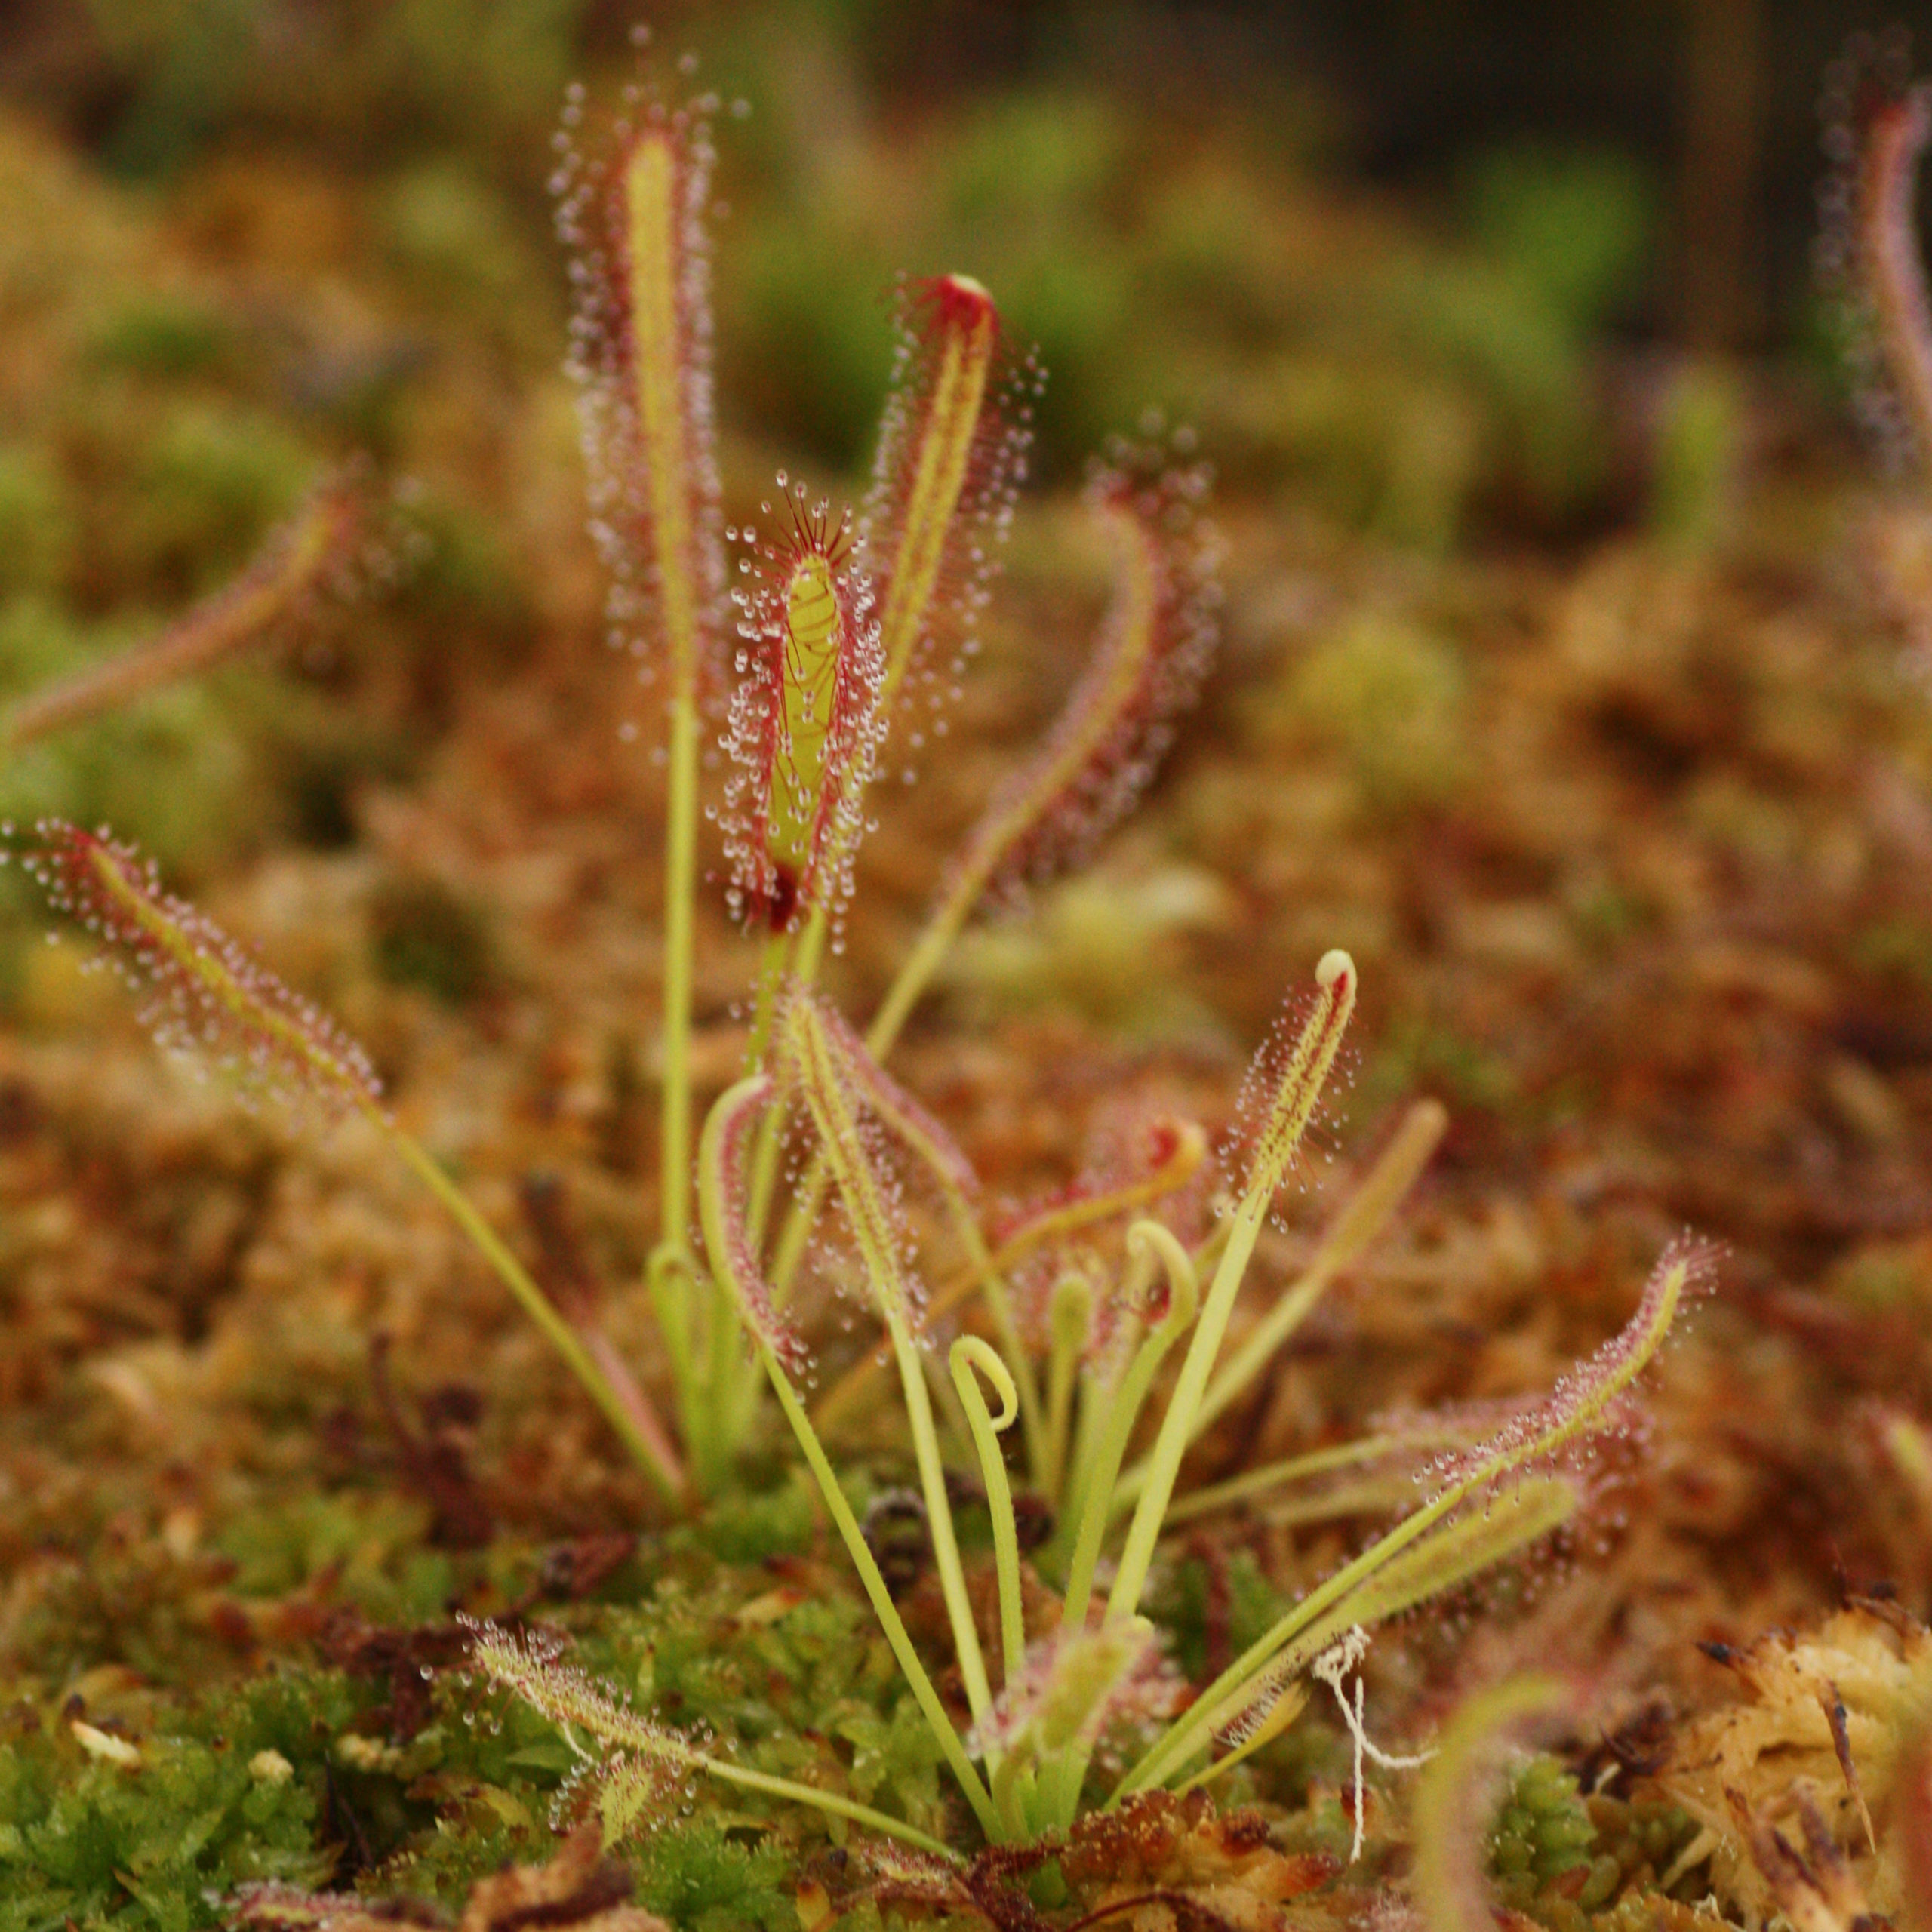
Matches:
[1424,1237,1715,1503]
[950,434,1221,906]
[697,1072,809,1374]
[1233,949,1358,1212]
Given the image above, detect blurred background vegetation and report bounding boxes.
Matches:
[9,15,1932,1918]
[0,0,1917,923]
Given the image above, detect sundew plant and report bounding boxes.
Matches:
[25,51,1708,1867]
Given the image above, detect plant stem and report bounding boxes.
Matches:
[685,1750,957,1858]
[742,927,795,1246]
[1057,1226,1196,1642]
[768,865,978,1300]
[886,1312,995,1727]
[660,689,700,1266]
[1178,1097,1445,1463]
[1155,1426,1472,1530]
[386,1125,685,1503]
[1042,1275,1089,1502]
[864,869,977,1058]
[758,1344,1003,1839]
[1102,1192,1268,1627]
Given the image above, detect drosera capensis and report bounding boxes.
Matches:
[23,39,1713,1870]
[660,937,1710,1847]
[554,69,727,1358]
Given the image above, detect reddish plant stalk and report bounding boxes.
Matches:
[1857,82,1932,471]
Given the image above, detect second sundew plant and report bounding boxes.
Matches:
[29,57,1714,1866]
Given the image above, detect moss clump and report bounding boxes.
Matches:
[0,1671,367,1930]
[1271,613,1470,817]
[1490,1752,1598,1895]
[1146,1546,1289,1684]
[1489,1754,1706,1932]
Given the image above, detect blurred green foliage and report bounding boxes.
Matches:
[0,451,79,605]
[1260,613,1472,818]
[369,876,498,1005]
[8,0,1666,627]
[0,610,256,869]
[1649,359,1744,552]
[82,0,589,177]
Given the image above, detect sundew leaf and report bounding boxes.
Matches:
[465,1620,955,1858]
[966,1620,1164,1771]
[949,438,1221,907]
[1198,1475,1583,1754]
[1819,39,1932,477]
[692,1071,808,1374]
[3,467,365,752]
[792,989,977,1200]
[29,820,382,1118]
[774,990,930,1332]
[1230,946,1358,1215]
[1101,952,1357,1635]
[1118,1240,1712,1798]
[724,505,884,933]
[554,86,724,697]
[862,273,1031,752]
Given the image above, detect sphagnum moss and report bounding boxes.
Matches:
[18,35,1710,1900]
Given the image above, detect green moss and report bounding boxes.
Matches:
[1490,1752,1596,1890]
[86,299,230,380]
[625,1819,792,1932]
[721,214,898,470]
[695,1476,818,1567]
[135,404,314,586]
[0,1672,371,1930]
[1651,361,1743,553]
[215,1491,457,1621]
[0,602,265,877]
[1145,1546,1287,1685]
[1275,614,1470,816]
[1463,146,1653,338]
[387,488,534,660]
[379,164,547,344]
[1488,1755,1706,1930]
